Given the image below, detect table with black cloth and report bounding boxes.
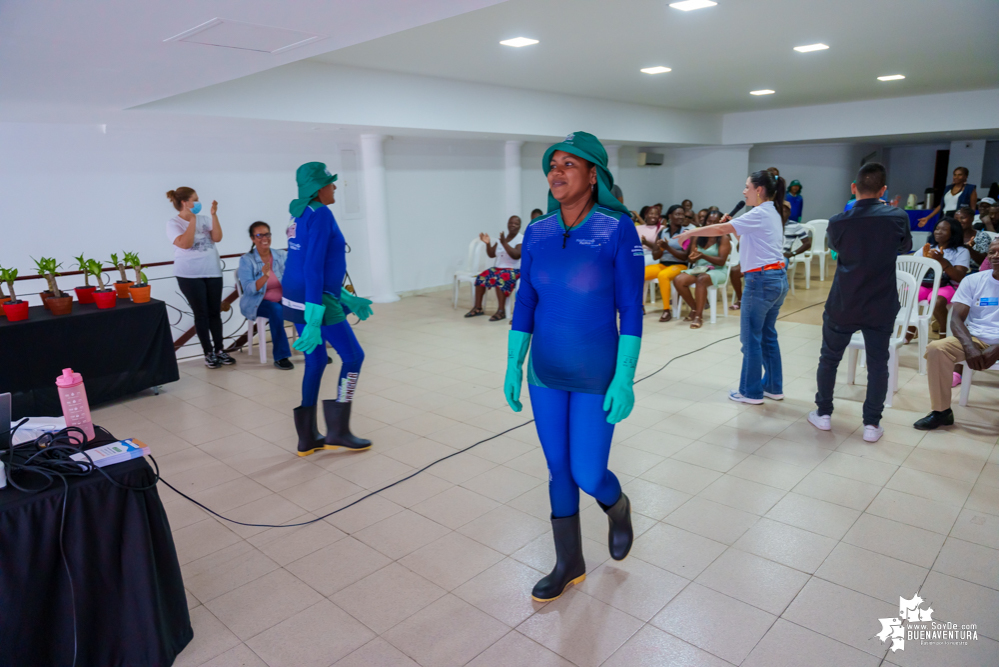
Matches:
[0,445,192,666]
[0,298,180,419]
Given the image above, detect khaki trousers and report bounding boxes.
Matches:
[925,336,988,411]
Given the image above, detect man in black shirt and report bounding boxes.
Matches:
[809,163,912,442]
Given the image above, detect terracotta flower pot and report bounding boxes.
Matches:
[114,281,132,298]
[41,290,54,310]
[48,295,73,316]
[3,300,29,322]
[75,286,97,304]
[129,283,151,304]
[0,296,9,318]
[93,290,117,309]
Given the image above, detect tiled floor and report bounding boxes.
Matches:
[96,278,999,667]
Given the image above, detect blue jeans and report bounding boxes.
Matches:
[256,300,291,361]
[739,269,788,399]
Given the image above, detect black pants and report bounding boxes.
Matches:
[815,312,892,426]
[177,277,224,355]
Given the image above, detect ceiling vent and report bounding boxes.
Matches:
[164,18,324,54]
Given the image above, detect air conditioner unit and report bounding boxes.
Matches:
[638,152,664,166]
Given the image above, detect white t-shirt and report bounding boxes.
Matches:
[952,269,999,344]
[167,214,222,278]
[730,201,785,271]
[495,232,525,269]
[782,221,811,254]
[942,189,961,213]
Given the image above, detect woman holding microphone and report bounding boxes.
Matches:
[675,171,789,404]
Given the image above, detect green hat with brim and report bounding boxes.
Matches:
[789,179,802,191]
[290,162,337,218]
[542,132,630,218]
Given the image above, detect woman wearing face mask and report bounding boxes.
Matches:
[237,222,293,370]
[676,171,790,404]
[166,187,231,368]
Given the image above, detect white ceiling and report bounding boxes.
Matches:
[311,0,999,114]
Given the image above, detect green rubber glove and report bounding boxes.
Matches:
[293,302,326,354]
[504,330,532,412]
[603,335,641,424]
[340,288,373,321]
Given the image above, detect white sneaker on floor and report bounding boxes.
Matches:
[763,392,784,400]
[863,425,884,443]
[728,390,763,405]
[807,411,831,431]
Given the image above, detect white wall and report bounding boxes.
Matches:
[948,140,987,187]
[983,141,999,194]
[663,146,752,213]
[883,143,948,205]
[749,143,872,221]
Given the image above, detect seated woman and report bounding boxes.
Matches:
[636,205,662,268]
[646,204,692,322]
[673,210,731,328]
[910,217,970,340]
[696,208,709,226]
[956,206,991,270]
[237,221,293,369]
[466,215,524,321]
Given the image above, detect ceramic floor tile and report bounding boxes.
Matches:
[459,465,541,504]
[814,451,899,486]
[577,556,689,622]
[866,488,962,535]
[667,495,761,545]
[671,441,750,473]
[517,589,644,667]
[695,548,810,616]
[884,634,999,667]
[331,562,446,634]
[782,578,895,657]
[601,624,734,667]
[650,582,777,665]
[453,558,548,627]
[246,599,375,667]
[765,492,862,540]
[399,531,505,591]
[835,436,916,466]
[621,478,693,520]
[198,643,269,667]
[932,537,999,590]
[331,454,414,490]
[697,474,787,516]
[742,618,882,667]
[424,453,497,485]
[457,505,550,555]
[173,519,243,565]
[285,536,392,596]
[950,508,999,550]
[698,425,772,453]
[965,483,999,516]
[182,542,280,603]
[173,606,241,667]
[630,523,727,579]
[465,631,574,667]
[376,472,454,508]
[511,531,610,576]
[277,472,364,512]
[919,571,999,641]
[204,568,323,640]
[727,454,812,491]
[902,447,986,483]
[814,541,928,606]
[321,493,404,535]
[732,518,838,574]
[790,469,881,511]
[639,459,723,495]
[841,513,945,569]
[353,509,451,559]
[411,485,500,530]
[333,638,420,667]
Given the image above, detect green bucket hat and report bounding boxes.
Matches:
[542,132,630,218]
[789,179,802,191]
[289,162,337,218]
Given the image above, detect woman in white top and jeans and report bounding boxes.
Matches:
[465,215,525,322]
[166,186,233,368]
[676,171,790,404]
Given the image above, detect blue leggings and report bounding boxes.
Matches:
[528,384,622,518]
[295,321,364,407]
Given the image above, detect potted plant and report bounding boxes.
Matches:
[110,253,132,298]
[0,272,9,317]
[73,253,96,304]
[33,257,72,316]
[87,259,117,309]
[33,257,55,309]
[0,268,28,321]
[124,252,151,303]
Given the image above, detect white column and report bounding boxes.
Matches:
[605,144,621,182]
[504,140,524,220]
[360,134,399,303]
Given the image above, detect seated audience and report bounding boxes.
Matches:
[696,208,709,226]
[466,215,524,321]
[681,199,694,217]
[786,179,804,222]
[637,206,662,267]
[673,210,731,328]
[646,204,692,322]
[912,217,970,340]
[956,206,991,269]
[530,208,544,221]
[237,221,293,369]
[783,215,812,262]
[975,197,995,231]
[915,239,999,430]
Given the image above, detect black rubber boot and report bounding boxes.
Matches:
[598,492,633,561]
[531,514,586,602]
[322,400,372,450]
[294,405,325,457]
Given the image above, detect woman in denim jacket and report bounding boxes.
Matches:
[237,221,293,369]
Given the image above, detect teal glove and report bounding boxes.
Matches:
[293,302,326,354]
[603,335,641,424]
[504,330,532,412]
[340,288,373,321]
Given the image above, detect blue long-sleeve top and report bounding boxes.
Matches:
[511,205,644,394]
[281,202,346,315]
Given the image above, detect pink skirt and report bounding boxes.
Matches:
[919,284,957,303]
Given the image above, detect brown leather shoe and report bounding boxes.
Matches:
[659,309,672,322]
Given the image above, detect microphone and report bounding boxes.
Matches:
[728,201,745,218]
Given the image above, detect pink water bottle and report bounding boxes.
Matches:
[56,368,95,441]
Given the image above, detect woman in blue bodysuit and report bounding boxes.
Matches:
[282,162,375,456]
[504,132,644,602]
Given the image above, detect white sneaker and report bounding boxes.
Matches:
[763,392,784,400]
[807,411,831,431]
[863,425,884,443]
[728,390,763,405]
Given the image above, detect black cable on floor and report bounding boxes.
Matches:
[159,299,827,529]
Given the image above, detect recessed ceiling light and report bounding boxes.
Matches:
[640,66,672,74]
[877,74,905,81]
[794,43,829,53]
[500,37,538,48]
[750,89,775,96]
[669,0,717,10]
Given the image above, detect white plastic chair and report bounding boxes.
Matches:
[959,361,999,406]
[234,277,268,364]
[669,259,730,325]
[804,219,830,281]
[453,239,489,309]
[726,233,740,306]
[896,256,941,375]
[846,272,918,408]
[786,235,813,294]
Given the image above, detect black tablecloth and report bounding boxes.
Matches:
[0,298,180,419]
[0,454,192,666]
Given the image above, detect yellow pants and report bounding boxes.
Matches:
[644,263,685,307]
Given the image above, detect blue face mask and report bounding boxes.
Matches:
[190,202,202,215]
